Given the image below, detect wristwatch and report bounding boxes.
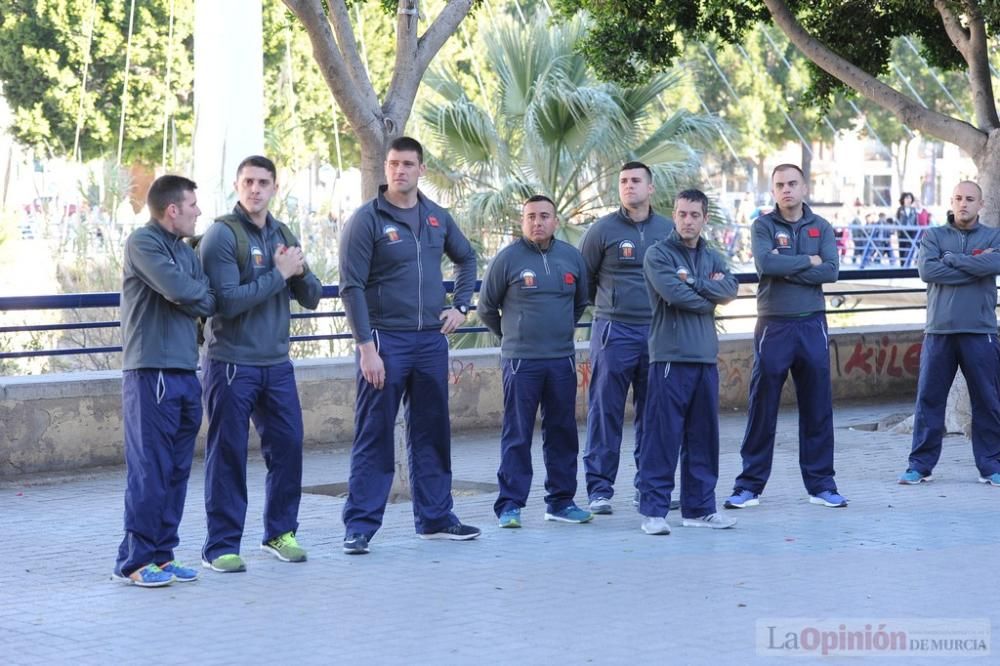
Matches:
[455,304,470,316]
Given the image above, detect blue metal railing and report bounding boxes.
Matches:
[713,223,927,269]
[0,271,930,361]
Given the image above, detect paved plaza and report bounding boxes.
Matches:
[2,398,997,665]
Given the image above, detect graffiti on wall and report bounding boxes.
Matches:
[834,337,921,378]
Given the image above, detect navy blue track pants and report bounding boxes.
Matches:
[494,356,580,516]
[116,369,201,577]
[638,362,719,518]
[343,330,459,539]
[734,313,837,495]
[202,359,303,561]
[909,333,1000,476]
[583,318,649,500]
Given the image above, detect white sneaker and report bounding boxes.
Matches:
[589,497,613,514]
[682,513,737,529]
[641,516,671,535]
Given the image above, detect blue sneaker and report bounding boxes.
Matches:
[159,560,199,582]
[343,534,370,555]
[809,490,848,507]
[724,489,760,509]
[899,469,932,485]
[544,505,593,523]
[498,509,521,528]
[112,563,174,588]
[978,473,1000,486]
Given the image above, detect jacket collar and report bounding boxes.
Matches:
[232,203,276,231]
[145,218,181,241]
[615,206,657,225]
[770,202,816,226]
[667,230,705,252]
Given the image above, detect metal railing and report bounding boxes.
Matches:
[713,223,928,269]
[0,270,931,361]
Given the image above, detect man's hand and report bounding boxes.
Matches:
[809,255,822,266]
[358,341,385,390]
[274,244,305,279]
[439,307,466,334]
[710,272,725,281]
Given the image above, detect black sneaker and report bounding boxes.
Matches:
[343,534,370,555]
[418,523,481,540]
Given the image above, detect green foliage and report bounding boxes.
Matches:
[420,12,719,244]
[556,0,995,106]
[0,0,194,163]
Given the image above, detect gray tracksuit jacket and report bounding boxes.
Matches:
[121,221,215,371]
[478,238,589,359]
[579,208,673,324]
[199,204,323,366]
[918,219,1000,334]
[643,232,738,364]
[339,187,477,344]
[751,204,839,317]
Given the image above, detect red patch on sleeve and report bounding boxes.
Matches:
[808,228,820,237]
[564,273,575,284]
[973,249,984,256]
[428,216,440,227]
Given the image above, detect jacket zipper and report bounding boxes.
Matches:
[411,225,424,329]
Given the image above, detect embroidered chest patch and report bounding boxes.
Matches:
[618,240,637,261]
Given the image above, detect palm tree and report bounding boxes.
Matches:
[418,12,720,248]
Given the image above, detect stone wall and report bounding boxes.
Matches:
[0,324,925,477]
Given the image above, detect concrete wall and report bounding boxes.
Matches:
[0,325,925,477]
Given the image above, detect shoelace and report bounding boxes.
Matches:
[273,533,297,548]
[141,564,165,577]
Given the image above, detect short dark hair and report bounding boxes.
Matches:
[899,192,915,206]
[771,163,805,181]
[955,180,983,198]
[674,188,709,216]
[147,175,197,218]
[236,155,277,180]
[387,136,424,163]
[523,194,556,209]
[620,161,652,181]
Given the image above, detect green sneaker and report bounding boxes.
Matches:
[261,531,307,563]
[201,553,246,573]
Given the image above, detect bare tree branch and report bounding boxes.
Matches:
[326,0,378,104]
[763,0,987,157]
[383,0,474,132]
[936,0,1000,130]
[416,0,475,73]
[281,0,379,135]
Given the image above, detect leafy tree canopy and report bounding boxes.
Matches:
[0,0,193,163]
[555,0,983,104]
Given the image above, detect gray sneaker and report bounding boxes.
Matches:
[682,513,737,529]
[641,516,671,535]
[589,497,613,514]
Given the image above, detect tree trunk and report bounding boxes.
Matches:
[800,142,812,190]
[358,130,390,200]
[755,156,767,196]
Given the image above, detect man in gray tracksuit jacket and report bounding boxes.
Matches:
[479,195,592,527]
[636,189,738,535]
[199,155,323,573]
[899,180,1000,486]
[339,136,480,554]
[113,175,215,587]
[579,161,673,514]
[726,164,847,510]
